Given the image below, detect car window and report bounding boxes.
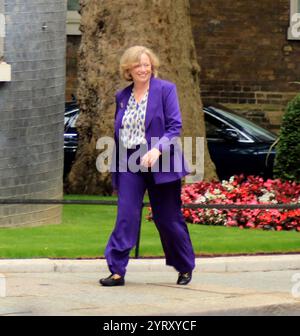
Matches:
[205,114,227,139]
[205,113,247,140]
[211,107,277,142]
[64,109,79,126]
[65,112,79,131]
[69,113,79,128]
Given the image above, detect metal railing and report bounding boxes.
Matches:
[1,198,300,258]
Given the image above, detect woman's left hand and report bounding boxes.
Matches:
[141,148,161,168]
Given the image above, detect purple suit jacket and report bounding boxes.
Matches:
[111,76,191,190]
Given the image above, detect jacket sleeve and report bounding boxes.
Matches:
[153,83,182,153]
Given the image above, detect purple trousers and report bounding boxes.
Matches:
[105,157,195,277]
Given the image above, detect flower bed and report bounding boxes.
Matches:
[180,175,300,231]
[147,175,300,231]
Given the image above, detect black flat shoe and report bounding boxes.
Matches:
[99,274,125,287]
[177,272,192,285]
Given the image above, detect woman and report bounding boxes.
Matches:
[99,46,195,286]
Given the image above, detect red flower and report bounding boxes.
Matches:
[183,210,190,218]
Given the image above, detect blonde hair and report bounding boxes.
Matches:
[119,46,160,81]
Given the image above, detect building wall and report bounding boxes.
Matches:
[190,0,300,131]
[0,0,66,227]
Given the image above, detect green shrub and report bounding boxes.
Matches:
[274,94,300,182]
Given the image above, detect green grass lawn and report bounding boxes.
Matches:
[0,195,300,259]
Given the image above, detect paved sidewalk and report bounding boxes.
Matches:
[0,255,300,316]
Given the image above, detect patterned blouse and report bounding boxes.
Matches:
[120,89,148,149]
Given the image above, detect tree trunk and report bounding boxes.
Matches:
[66,0,217,195]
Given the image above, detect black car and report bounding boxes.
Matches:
[64,99,79,179]
[204,104,277,180]
[64,102,277,180]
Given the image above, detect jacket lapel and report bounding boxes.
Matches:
[145,76,160,131]
[115,83,133,136]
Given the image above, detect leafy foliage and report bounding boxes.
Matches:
[274,94,300,182]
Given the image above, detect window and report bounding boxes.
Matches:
[67,0,81,35]
[67,0,80,11]
[204,113,248,142]
[288,0,300,40]
[205,114,228,140]
[204,109,253,143]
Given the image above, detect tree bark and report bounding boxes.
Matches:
[66,0,217,195]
